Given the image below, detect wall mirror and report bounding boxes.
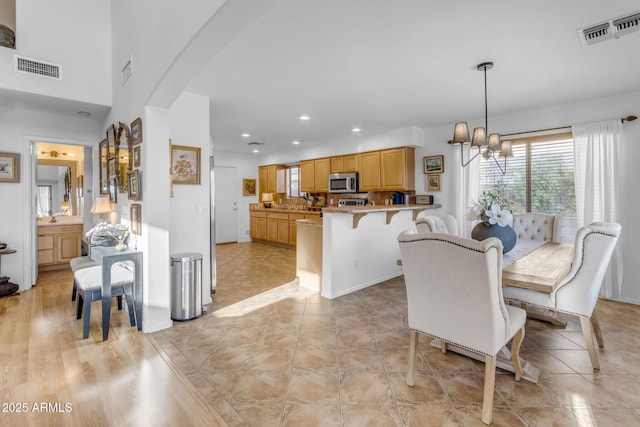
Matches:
[37,160,77,217]
[115,121,133,193]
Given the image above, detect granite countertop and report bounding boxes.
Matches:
[250,207,322,214]
[322,204,441,214]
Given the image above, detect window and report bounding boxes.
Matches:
[286,166,300,198]
[479,132,576,215]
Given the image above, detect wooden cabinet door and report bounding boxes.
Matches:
[259,166,268,199]
[344,155,358,172]
[38,234,55,265]
[267,217,279,241]
[330,157,344,173]
[380,147,415,191]
[276,218,289,244]
[250,213,267,240]
[300,160,315,193]
[56,233,81,263]
[358,151,381,191]
[314,158,330,192]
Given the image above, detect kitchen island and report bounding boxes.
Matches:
[308,204,441,299]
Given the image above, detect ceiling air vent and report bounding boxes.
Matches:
[577,10,640,47]
[14,55,61,80]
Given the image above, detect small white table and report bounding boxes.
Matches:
[91,246,143,339]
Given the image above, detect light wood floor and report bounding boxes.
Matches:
[0,269,226,427]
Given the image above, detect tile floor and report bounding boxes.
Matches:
[153,242,640,426]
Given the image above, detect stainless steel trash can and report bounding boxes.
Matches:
[170,253,203,321]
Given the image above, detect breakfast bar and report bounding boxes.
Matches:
[317,204,441,299]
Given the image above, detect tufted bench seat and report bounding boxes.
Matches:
[70,256,101,302]
[512,214,558,242]
[75,264,136,340]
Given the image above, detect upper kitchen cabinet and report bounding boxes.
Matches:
[358,151,381,191]
[380,147,415,191]
[300,158,330,192]
[330,155,358,173]
[259,164,285,197]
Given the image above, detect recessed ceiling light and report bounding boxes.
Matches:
[352,127,361,132]
[252,149,260,153]
[299,115,310,121]
[78,111,90,117]
[241,133,250,138]
[292,140,300,145]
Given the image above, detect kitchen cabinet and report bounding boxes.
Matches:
[250,211,267,240]
[380,147,415,191]
[38,224,82,271]
[330,155,358,173]
[259,165,285,198]
[358,151,381,191]
[300,158,330,192]
[267,212,289,245]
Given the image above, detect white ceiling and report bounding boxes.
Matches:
[187,0,640,155]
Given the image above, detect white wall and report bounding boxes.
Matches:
[0,0,111,106]
[0,108,102,289]
[212,150,259,242]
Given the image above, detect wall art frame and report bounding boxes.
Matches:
[127,169,141,201]
[0,152,20,183]
[170,144,201,185]
[424,155,444,174]
[130,203,142,235]
[243,178,256,196]
[131,117,143,145]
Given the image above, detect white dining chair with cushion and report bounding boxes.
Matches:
[398,231,526,425]
[511,213,558,242]
[503,222,621,370]
[415,214,459,236]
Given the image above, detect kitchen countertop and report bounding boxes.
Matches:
[250,207,322,214]
[37,216,84,227]
[322,204,441,214]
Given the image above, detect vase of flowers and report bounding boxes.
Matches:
[467,181,517,253]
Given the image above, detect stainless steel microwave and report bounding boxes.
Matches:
[328,172,359,193]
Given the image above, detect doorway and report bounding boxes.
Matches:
[214,166,238,243]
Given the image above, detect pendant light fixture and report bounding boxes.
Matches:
[449,61,512,175]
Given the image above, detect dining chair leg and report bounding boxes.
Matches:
[76,294,84,319]
[441,341,447,354]
[481,356,496,425]
[82,292,92,339]
[71,279,77,302]
[117,295,123,310]
[510,327,525,381]
[591,310,605,348]
[580,315,600,370]
[125,287,136,327]
[407,330,418,386]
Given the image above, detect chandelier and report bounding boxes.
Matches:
[449,61,512,175]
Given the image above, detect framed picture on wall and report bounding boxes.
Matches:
[127,170,141,201]
[131,117,143,145]
[243,178,256,196]
[0,152,20,183]
[426,174,441,192]
[424,155,444,174]
[133,145,141,167]
[170,144,201,185]
[130,203,142,235]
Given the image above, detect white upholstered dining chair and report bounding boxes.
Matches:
[503,222,621,370]
[511,213,558,242]
[398,231,526,425]
[415,214,459,236]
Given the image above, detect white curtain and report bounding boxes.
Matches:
[454,144,480,237]
[37,185,51,217]
[572,119,623,298]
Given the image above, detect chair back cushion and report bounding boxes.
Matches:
[555,222,621,316]
[512,214,557,242]
[398,231,511,356]
[415,215,458,236]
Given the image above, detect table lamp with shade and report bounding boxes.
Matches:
[91,196,114,223]
[262,192,273,208]
[59,200,71,216]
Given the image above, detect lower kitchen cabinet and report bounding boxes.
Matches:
[251,210,322,247]
[250,211,267,240]
[267,212,289,245]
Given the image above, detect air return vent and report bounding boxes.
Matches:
[577,10,640,47]
[14,55,61,80]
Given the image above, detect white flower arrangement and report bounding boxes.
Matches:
[467,181,515,227]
